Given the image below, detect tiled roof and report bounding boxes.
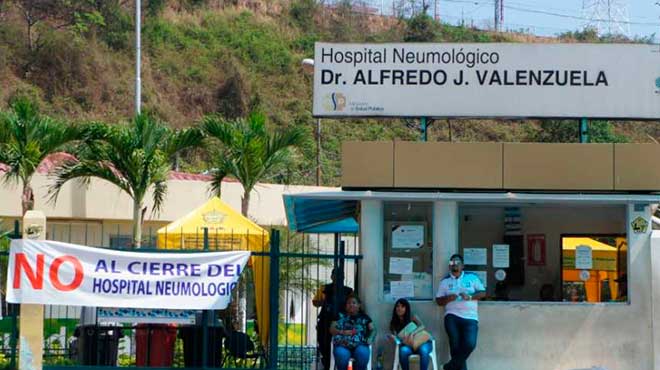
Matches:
[0,152,77,174]
[0,153,229,182]
[168,171,213,181]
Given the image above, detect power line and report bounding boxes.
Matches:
[504,4,659,26]
[440,0,660,26]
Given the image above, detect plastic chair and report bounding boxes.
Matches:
[392,336,439,370]
[329,341,373,370]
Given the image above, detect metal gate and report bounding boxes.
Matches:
[0,221,362,370]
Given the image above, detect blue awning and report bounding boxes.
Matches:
[283,195,359,234]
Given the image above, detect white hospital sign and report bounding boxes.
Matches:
[312,43,660,119]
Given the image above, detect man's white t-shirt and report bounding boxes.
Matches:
[436,271,485,321]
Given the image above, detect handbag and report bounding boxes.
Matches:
[397,322,431,350]
[410,329,431,350]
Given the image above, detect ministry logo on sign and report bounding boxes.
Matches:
[655,77,660,94]
[323,93,346,111]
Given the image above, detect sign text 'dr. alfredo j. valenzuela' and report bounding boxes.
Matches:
[312,43,660,119]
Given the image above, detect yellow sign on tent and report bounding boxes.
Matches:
[157,197,270,346]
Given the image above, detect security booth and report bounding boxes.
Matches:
[284,141,660,370]
[298,41,660,370]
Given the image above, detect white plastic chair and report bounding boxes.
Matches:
[329,341,373,370]
[392,336,439,370]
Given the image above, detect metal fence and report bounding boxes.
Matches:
[1,221,362,370]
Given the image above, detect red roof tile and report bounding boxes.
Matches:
[0,153,232,182]
[168,171,213,181]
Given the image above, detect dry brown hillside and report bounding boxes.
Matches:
[0,0,657,185]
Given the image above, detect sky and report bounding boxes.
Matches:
[370,0,660,41]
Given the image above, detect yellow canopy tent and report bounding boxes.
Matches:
[562,237,621,302]
[563,237,617,252]
[157,197,270,346]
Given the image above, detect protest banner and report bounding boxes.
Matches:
[6,239,250,310]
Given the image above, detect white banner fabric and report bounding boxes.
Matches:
[313,43,660,119]
[6,240,250,310]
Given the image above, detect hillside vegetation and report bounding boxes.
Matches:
[0,0,658,186]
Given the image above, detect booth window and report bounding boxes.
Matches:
[459,205,627,303]
[560,235,627,303]
[383,202,434,301]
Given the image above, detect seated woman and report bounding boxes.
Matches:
[330,294,375,370]
[389,298,433,370]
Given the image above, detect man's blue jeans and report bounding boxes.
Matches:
[443,314,478,370]
[333,344,370,370]
[399,341,434,370]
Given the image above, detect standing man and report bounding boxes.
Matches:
[313,267,353,370]
[435,254,486,370]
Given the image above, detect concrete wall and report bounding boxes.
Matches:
[359,200,653,370]
[0,173,336,226]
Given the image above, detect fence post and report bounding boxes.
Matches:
[20,211,46,370]
[202,227,209,369]
[268,230,280,369]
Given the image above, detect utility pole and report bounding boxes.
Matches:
[135,0,141,115]
[494,0,503,31]
[494,0,498,31]
[581,0,630,36]
[315,119,322,185]
[301,58,323,186]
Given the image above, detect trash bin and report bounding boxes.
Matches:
[136,324,177,367]
[75,325,122,366]
[179,325,225,367]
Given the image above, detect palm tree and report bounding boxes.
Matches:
[203,112,307,216]
[51,113,203,247]
[0,98,81,215]
[203,112,306,331]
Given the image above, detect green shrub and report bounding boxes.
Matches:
[439,24,494,42]
[100,3,133,50]
[291,33,318,54]
[289,0,318,30]
[404,13,436,42]
[28,29,95,101]
[203,12,293,74]
[147,0,168,17]
[0,220,10,251]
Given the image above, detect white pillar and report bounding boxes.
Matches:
[434,201,459,285]
[651,230,660,370]
[639,206,660,370]
[20,210,46,370]
[359,199,384,323]
[628,203,652,308]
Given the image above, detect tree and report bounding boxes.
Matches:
[13,0,100,51]
[530,120,628,143]
[0,219,11,300]
[50,113,203,247]
[404,11,436,42]
[0,98,81,215]
[203,112,307,216]
[203,112,306,331]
